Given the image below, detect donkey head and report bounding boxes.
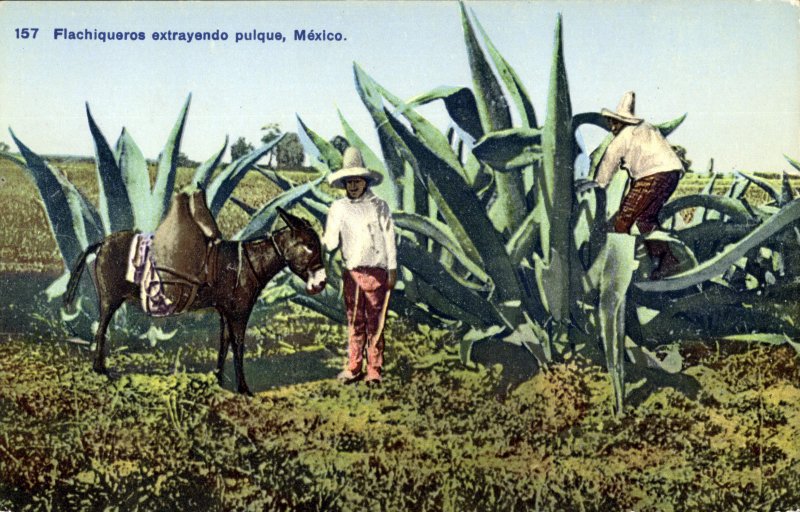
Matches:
[276,208,326,295]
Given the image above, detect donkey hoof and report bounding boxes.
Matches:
[238,386,254,397]
[93,364,109,375]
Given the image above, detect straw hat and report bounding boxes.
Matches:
[327,147,384,188]
[601,91,643,125]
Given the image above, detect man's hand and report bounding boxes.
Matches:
[387,269,397,289]
[575,179,600,195]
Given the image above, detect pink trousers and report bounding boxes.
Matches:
[343,267,389,380]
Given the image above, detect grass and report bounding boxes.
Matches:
[0,306,799,511]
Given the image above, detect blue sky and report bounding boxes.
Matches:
[0,0,798,173]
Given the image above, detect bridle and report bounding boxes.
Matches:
[240,225,322,286]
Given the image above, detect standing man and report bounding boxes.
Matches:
[579,91,685,279]
[323,147,397,385]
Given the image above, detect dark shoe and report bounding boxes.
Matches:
[337,369,363,384]
[364,378,382,387]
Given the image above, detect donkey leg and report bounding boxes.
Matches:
[93,300,122,375]
[215,312,231,386]
[229,316,252,396]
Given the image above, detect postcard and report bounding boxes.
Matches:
[1,1,799,510]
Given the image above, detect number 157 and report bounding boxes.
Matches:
[15,28,39,39]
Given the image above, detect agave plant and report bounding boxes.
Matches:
[290,4,800,414]
[4,95,321,338]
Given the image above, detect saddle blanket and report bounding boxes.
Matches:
[126,233,178,317]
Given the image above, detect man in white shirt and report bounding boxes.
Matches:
[579,91,684,279]
[323,147,397,385]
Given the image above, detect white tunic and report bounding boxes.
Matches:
[323,189,397,270]
[596,122,684,188]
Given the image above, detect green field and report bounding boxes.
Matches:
[1,157,799,510]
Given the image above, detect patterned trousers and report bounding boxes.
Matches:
[343,267,390,380]
[613,170,681,264]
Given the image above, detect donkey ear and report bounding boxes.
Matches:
[277,207,295,229]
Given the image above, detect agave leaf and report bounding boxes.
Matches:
[726,176,750,200]
[208,135,285,217]
[473,128,543,171]
[85,104,135,233]
[385,109,525,324]
[296,115,342,172]
[572,112,608,132]
[781,171,796,204]
[394,212,489,284]
[784,154,800,173]
[290,288,346,323]
[407,86,483,141]
[506,206,541,266]
[9,130,102,267]
[117,129,156,231]
[471,8,537,128]
[229,196,256,216]
[399,243,497,325]
[658,113,687,137]
[637,199,800,292]
[191,136,229,190]
[668,221,753,262]
[593,233,638,415]
[459,4,526,232]
[338,109,399,209]
[640,304,799,344]
[152,95,191,225]
[625,338,683,374]
[352,63,411,182]
[694,172,720,224]
[537,14,575,328]
[736,171,782,205]
[235,175,325,240]
[659,194,756,226]
[460,2,511,132]
[414,279,490,328]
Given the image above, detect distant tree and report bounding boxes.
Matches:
[276,133,305,169]
[260,123,283,168]
[176,152,198,168]
[231,137,254,161]
[330,135,349,155]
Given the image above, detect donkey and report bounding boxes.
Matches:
[63,208,327,395]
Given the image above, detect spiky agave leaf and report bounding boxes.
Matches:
[394,212,489,284]
[470,7,537,128]
[736,171,783,205]
[8,130,103,266]
[472,128,543,170]
[191,136,229,190]
[234,176,325,240]
[207,135,286,217]
[384,109,527,328]
[590,233,638,416]
[659,194,757,226]
[536,13,575,330]
[151,95,191,226]
[637,199,800,293]
[86,104,135,233]
[116,129,154,231]
[781,171,796,204]
[460,3,526,233]
[296,115,342,173]
[406,86,484,141]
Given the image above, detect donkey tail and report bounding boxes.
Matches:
[63,241,103,309]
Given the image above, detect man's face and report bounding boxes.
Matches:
[609,119,624,136]
[345,177,368,199]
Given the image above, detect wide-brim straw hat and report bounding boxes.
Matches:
[327,146,384,188]
[601,91,643,125]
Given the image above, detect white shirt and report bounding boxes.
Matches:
[323,189,397,270]
[596,122,684,188]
